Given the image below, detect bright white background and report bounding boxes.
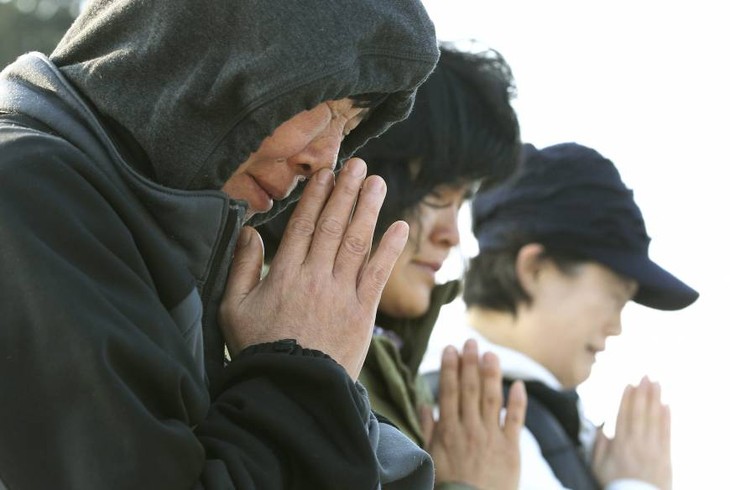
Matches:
[420,1,729,488]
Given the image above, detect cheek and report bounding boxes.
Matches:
[254,123,320,162]
[529,315,586,381]
[554,315,602,387]
[378,255,431,318]
[254,135,298,161]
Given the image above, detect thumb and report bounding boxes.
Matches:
[592,423,609,466]
[225,226,264,302]
[419,404,435,449]
[504,379,527,441]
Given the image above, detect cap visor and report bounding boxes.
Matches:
[588,249,699,311]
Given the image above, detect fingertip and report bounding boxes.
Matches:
[442,345,458,365]
[462,338,478,356]
[443,344,458,358]
[482,350,499,366]
[505,380,527,434]
[234,226,263,263]
[462,337,479,353]
[511,379,527,404]
[392,220,409,238]
[364,174,386,193]
[384,220,409,251]
[238,225,253,248]
[344,157,367,178]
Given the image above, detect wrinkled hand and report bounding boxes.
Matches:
[218,158,408,379]
[592,376,672,490]
[421,339,526,490]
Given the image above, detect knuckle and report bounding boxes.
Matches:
[462,379,479,397]
[287,215,316,237]
[483,386,500,403]
[439,433,457,452]
[337,178,363,198]
[341,233,369,256]
[318,216,345,237]
[368,263,390,290]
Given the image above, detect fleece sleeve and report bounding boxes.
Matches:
[197,342,379,489]
[0,135,379,489]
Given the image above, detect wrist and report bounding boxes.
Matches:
[232,338,334,361]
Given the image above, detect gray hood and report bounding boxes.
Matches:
[50,0,439,222]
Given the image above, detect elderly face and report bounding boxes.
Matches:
[222,98,368,219]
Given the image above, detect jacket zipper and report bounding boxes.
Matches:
[201,201,240,390]
[201,201,240,310]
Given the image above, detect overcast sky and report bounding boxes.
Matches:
[420,2,729,487]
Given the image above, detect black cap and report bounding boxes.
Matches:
[472,142,699,311]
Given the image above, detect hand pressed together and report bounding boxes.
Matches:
[593,376,672,490]
[218,158,409,379]
[422,339,527,490]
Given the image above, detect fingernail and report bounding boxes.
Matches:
[443,345,457,360]
[389,220,409,245]
[513,380,526,401]
[240,226,252,247]
[316,169,332,184]
[365,175,385,192]
[482,351,496,367]
[345,158,366,177]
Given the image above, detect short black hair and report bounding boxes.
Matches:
[463,230,587,314]
[363,44,520,238]
[258,44,521,262]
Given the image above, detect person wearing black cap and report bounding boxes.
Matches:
[456,142,699,489]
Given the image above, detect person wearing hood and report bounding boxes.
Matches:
[422,142,699,489]
[259,45,527,490]
[0,0,440,488]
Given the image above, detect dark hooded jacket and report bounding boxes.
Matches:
[0,1,439,488]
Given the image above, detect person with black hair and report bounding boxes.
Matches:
[259,45,527,490]
[0,0,440,488]
[442,142,699,489]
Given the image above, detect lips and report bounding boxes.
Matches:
[241,174,274,213]
[413,259,444,272]
[410,260,444,283]
[254,177,288,201]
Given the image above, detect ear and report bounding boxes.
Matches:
[515,243,547,297]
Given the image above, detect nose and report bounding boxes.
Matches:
[431,204,461,248]
[287,128,343,178]
[606,315,623,337]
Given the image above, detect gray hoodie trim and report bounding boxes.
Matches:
[358,382,435,489]
[51,0,439,195]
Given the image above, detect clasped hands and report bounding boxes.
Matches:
[218,158,407,379]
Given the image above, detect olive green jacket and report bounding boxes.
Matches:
[360,280,461,447]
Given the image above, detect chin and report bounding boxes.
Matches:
[380,297,430,319]
[399,299,431,318]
